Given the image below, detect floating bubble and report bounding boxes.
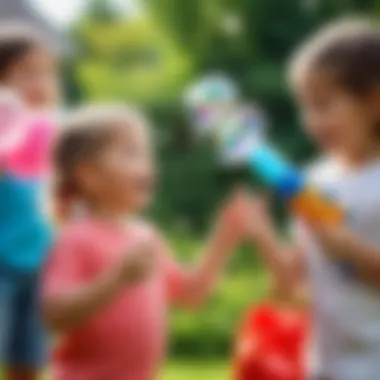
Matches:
[185,75,267,165]
[218,104,266,165]
[185,73,237,108]
[184,74,238,135]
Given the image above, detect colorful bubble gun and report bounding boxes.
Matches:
[185,75,344,225]
[247,144,343,225]
[0,88,54,179]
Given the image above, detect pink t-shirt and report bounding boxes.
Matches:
[43,219,185,380]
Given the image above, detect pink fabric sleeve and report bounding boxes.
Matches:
[4,117,54,178]
[0,93,24,163]
[42,230,89,299]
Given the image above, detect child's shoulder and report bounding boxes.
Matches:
[128,217,160,239]
[304,156,341,186]
[56,218,162,247]
[55,219,98,247]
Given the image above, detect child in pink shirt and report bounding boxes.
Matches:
[42,105,253,380]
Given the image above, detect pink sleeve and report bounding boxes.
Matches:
[42,230,88,299]
[0,94,24,163]
[4,118,54,178]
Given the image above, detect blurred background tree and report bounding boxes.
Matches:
[67,0,379,234]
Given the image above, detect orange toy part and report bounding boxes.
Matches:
[290,188,344,225]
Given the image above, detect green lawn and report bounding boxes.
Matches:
[162,360,229,380]
[27,360,229,380]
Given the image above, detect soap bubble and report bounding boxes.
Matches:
[184,74,238,135]
[185,75,266,165]
[185,74,237,107]
[218,104,266,165]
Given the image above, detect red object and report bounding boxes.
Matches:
[234,303,308,380]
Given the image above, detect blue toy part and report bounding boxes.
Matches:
[248,144,294,186]
[274,170,305,200]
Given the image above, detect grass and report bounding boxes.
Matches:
[161,360,229,380]
[0,360,229,380]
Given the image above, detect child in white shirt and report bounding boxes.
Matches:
[247,19,380,380]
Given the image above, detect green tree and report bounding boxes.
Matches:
[70,0,192,104]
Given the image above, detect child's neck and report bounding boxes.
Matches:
[338,143,380,171]
[88,205,134,227]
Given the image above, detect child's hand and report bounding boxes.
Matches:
[212,189,251,250]
[213,189,272,248]
[243,195,276,242]
[117,234,156,285]
[307,223,349,259]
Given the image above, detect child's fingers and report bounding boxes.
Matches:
[222,188,272,232]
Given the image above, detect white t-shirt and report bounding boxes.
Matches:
[295,158,380,380]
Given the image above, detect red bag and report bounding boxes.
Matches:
[234,303,308,380]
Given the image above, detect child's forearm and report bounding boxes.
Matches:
[177,232,236,308]
[318,226,380,288]
[250,229,301,298]
[43,266,126,332]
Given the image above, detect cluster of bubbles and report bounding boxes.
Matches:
[184,74,266,164]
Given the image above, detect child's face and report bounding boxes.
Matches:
[86,121,157,214]
[4,46,60,110]
[294,71,378,160]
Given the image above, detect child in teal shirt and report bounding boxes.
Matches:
[0,22,59,380]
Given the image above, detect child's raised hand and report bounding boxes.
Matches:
[117,233,157,285]
[218,190,277,245]
[216,189,278,247]
[213,189,262,248]
[242,194,276,242]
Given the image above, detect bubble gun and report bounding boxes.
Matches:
[185,75,344,225]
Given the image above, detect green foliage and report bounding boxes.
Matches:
[162,360,229,380]
[67,0,379,231]
[71,2,192,104]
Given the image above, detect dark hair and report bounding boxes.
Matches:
[0,22,47,80]
[290,19,380,94]
[54,104,146,221]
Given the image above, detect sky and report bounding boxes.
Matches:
[29,0,143,28]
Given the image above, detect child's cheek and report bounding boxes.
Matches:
[128,182,154,212]
[109,176,147,212]
[135,191,153,211]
